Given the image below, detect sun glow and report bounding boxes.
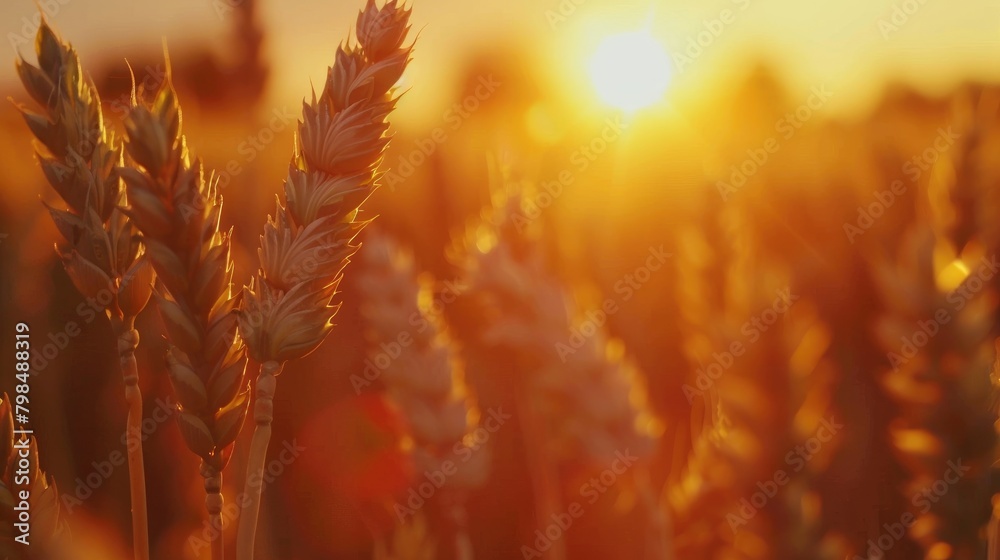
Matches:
[588,30,672,112]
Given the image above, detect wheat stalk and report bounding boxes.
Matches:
[947,91,1000,560]
[864,100,1000,558]
[14,21,154,559]
[936,93,1000,560]
[872,226,997,559]
[234,2,412,557]
[451,186,567,560]
[358,230,487,559]
[871,121,999,558]
[121,76,250,560]
[673,211,847,559]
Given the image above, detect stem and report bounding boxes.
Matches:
[202,462,225,560]
[237,360,282,560]
[111,315,150,560]
[516,391,564,560]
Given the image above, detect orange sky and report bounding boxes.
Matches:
[3,0,1000,124]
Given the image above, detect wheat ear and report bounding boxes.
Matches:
[14,21,154,559]
[358,231,487,559]
[121,77,250,560]
[234,2,412,557]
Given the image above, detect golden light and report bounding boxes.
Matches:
[588,30,672,112]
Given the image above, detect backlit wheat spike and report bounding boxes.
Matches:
[453,184,666,560]
[121,77,249,560]
[872,206,998,558]
[14,21,153,559]
[235,2,412,558]
[237,0,412,365]
[0,395,65,559]
[358,231,487,560]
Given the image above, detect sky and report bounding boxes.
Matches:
[2,0,1000,123]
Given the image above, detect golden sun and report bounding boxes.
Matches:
[589,30,672,112]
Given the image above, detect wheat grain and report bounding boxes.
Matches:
[14,21,153,559]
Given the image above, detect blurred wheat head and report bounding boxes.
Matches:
[359,231,487,482]
[872,115,1000,557]
[358,231,487,558]
[457,187,660,466]
[449,179,667,560]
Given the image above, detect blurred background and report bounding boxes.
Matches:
[2,0,1000,558]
